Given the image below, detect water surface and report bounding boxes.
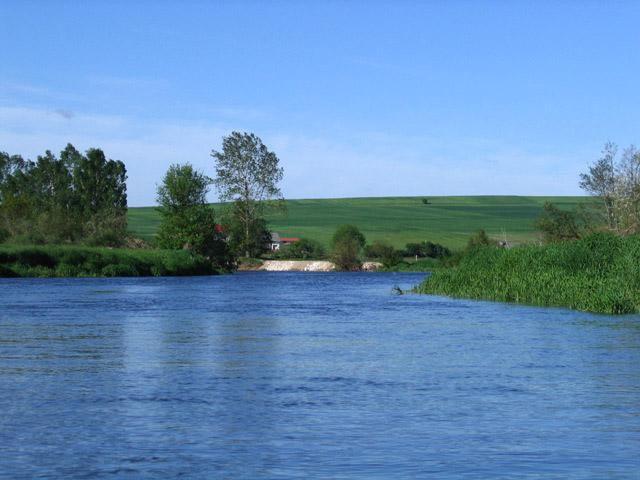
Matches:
[1,272,639,478]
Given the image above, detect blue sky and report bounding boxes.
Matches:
[1,1,639,206]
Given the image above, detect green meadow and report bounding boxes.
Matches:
[128,196,588,249]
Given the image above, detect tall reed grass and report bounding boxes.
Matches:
[415,233,640,314]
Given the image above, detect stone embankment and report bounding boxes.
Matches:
[256,260,383,272]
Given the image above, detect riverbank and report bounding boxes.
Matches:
[416,232,640,314]
[0,244,218,277]
[241,259,384,272]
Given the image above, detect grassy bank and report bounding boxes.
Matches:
[128,196,588,249]
[0,244,218,278]
[415,233,640,314]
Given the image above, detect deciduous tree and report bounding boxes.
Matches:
[156,163,231,269]
[212,132,284,257]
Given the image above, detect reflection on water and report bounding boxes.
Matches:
[0,273,639,478]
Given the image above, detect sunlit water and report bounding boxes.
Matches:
[1,272,639,479]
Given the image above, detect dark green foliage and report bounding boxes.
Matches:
[331,224,366,248]
[0,144,127,245]
[421,198,430,205]
[416,232,640,314]
[221,203,272,258]
[364,240,402,267]
[156,164,232,270]
[0,245,218,278]
[330,236,362,271]
[330,225,365,270]
[404,241,451,258]
[0,264,17,277]
[273,238,325,259]
[535,202,582,242]
[381,248,403,268]
[15,249,57,268]
[364,241,389,258]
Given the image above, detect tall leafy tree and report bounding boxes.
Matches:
[211,132,284,257]
[156,163,232,269]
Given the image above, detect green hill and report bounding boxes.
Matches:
[128,196,588,249]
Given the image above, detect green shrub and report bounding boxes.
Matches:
[404,241,451,259]
[274,238,325,259]
[364,241,403,267]
[535,201,582,242]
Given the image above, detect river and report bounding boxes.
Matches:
[1,272,639,478]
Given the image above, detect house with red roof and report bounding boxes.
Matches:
[267,232,300,251]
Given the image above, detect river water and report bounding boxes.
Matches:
[1,272,639,479]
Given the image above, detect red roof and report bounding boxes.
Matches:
[214,224,225,233]
[280,237,300,243]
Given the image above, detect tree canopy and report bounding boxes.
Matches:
[211,132,284,257]
[155,163,232,269]
[0,144,127,245]
[331,224,366,249]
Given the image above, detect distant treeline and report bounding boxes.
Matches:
[0,144,127,245]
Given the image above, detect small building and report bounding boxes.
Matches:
[267,232,300,251]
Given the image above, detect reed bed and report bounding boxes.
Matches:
[415,233,640,314]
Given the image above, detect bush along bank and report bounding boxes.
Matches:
[415,233,640,314]
[0,245,220,278]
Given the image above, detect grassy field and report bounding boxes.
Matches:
[128,196,588,249]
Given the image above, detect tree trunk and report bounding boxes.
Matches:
[245,219,250,258]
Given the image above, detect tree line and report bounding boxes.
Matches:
[0,144,127,245]
[0,132,285,271]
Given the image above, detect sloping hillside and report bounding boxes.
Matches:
[128,196,587,249]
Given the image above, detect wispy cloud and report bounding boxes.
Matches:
[0,104,586,206]
[54,109,74,119]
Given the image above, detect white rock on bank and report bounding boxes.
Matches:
[259,260,383,272]
[260,260,336,272]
